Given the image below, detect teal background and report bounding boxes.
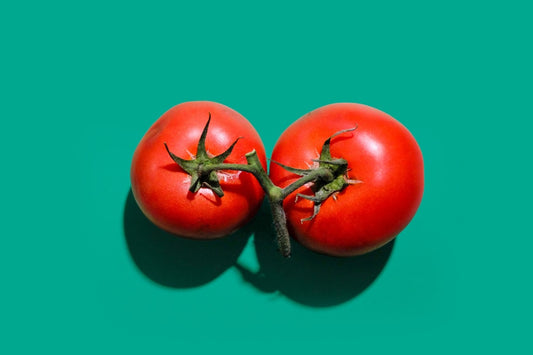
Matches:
[1,1,531,353]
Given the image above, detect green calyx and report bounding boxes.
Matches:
[163,113,360,257]
[164,113,241,197]
[274,127,360,222]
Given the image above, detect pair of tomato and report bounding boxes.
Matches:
[130,101,424,256]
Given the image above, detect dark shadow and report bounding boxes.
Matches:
[235,201,395,307]
[123,189,251,288]
[124,189,395,303]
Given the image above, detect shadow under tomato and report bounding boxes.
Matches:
[123,189,251,288]
[235,201,395,307]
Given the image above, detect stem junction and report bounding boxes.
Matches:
[164,114,358,257]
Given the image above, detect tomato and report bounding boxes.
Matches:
[269,103,424,256]
[130,101,266,239]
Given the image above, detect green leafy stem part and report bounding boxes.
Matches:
[164,114,358,257]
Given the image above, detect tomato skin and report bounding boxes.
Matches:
[269,103,424,256]
[131,101,266,239]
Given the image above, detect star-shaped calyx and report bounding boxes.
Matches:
[164,113,241,197]
[273,127,362,222]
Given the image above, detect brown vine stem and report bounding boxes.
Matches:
[165,115,355,258]
[206,151,336,257]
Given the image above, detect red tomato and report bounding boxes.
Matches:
[269,103,424,256]
[131,101,266,239]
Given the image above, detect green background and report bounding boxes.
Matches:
[2,1,531,353]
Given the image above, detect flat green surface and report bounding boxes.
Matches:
[1,1,531,353]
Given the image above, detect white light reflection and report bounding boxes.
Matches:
[358,132,386,182]
[359,132,384,158]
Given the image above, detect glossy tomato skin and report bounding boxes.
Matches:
[131,101,267,239]
[269,103,424,256]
